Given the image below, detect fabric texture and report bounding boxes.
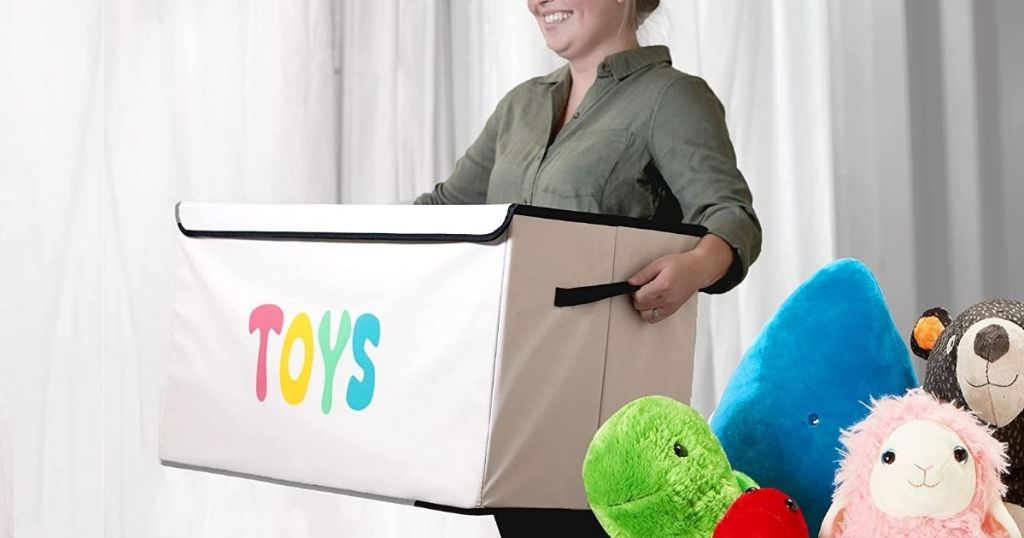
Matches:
[828,389,1010,537]
[583,396,746,538]
[709,259,919,537]
[414,46,762,294]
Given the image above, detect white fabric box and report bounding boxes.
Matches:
[161,203,702,511]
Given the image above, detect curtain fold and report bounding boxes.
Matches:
[338,1,459,203]
[828,0,1024,347]
[3,0,350,536]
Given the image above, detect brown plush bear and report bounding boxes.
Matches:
[911,299,1024,529]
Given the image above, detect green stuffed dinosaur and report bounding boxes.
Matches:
[582,396,755,538]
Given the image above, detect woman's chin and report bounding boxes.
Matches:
[543,38,575,59]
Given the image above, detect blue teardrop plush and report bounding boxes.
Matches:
[710,258,918,537]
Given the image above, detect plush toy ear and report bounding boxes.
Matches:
[984,498,1022,538]
[818,498,846,538]
[910,307,951,360]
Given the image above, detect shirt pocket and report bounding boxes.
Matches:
[535,129,633,209]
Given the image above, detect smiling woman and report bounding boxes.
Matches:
[414,0,762,535]
[417,0,760,325]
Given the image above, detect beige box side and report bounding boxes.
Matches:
[599,227,700,425]
[480,216,616,509]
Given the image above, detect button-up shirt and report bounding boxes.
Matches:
[416,46,761,293]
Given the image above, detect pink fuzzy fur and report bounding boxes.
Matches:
[832,388,1010,537]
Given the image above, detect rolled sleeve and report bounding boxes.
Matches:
[649,75,762,293]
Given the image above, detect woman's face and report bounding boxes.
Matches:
[527,0,630,61]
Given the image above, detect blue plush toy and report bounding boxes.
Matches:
[709,258,918,537]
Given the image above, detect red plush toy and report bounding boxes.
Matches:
[714,487,809,538]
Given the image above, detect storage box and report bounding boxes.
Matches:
[161,203,703,511]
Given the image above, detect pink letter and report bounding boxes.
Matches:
[249,304,284,401]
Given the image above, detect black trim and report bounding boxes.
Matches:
[512,205,707,237]
[413,501,497,516]
[554,281,640,307]
[175,202,708,243]
[412,503,602,517]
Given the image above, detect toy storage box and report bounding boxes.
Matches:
[160,203,702,511]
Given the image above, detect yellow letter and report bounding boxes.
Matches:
[279,312,314,405]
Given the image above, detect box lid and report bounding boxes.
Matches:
[176,202,707,242]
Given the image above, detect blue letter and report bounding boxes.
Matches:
[347,313,380,411]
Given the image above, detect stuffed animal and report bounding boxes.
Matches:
[710,258,919,537]
[912,300,1024,529]
[582,395,756,538]
[820,388,1018,537]
[714,487,809,538]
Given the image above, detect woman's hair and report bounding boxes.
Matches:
[627,0,661,28]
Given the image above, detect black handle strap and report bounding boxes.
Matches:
[554,281,641,307]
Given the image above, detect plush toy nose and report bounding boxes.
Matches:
[975,324,1010,363]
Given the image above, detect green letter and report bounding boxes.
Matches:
[318,310,352,414]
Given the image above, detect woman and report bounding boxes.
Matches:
[416,0,761,535]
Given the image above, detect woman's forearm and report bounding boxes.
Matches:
[691,233,734,290]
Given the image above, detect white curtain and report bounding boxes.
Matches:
[827,0,1024,341]
[0,1,367,536]
[2,0,1020,537]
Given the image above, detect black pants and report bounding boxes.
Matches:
[493,509,608,537]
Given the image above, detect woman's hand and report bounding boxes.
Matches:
[629,234,734,323]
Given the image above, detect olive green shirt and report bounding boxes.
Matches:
[415,46,761,293]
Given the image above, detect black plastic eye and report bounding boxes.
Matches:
[745,486,759,493]
[786,498,799,512]
[807,413,821,427]
[881,450,896,464]
[674,442,688,458]
[954,446,969,463]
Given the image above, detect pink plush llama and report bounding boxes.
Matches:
[820,388,1019,538]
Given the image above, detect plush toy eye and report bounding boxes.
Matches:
[807,413,821,427]
[786,498,799,512]
[881,450,896,464]
[745,487,759,493]
[954,446,969,463]
[946,337,957,354]
[673,442,688,458]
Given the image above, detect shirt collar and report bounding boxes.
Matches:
[539,65,570,84]
[538,45,672,84]
[601,45,672,80]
